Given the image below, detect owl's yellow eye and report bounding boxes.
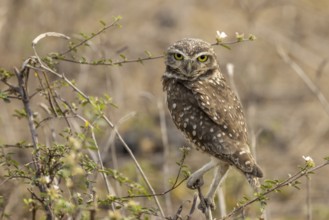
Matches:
[174,53,184,60]
[197,55,208,62]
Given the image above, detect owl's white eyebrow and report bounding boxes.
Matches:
[191,52,212,59]
[168,49,187,56]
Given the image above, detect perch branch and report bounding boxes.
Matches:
[221,160,329,219]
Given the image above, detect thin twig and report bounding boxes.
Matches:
[122,177,188,200]
[90,126,116,211]
[60,19,121,55]
[158,98,173,213]
[172,203,184,220]
[211,38,255,47]
[226,63,240,101]
[120,148,189,199]
[277,46,329,117]
[55,55,164,66]
[104,112,136,197]
[187,194,198,220]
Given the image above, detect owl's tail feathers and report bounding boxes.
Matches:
[252,163,263,178]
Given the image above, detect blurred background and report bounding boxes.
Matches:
[1,0,329,219]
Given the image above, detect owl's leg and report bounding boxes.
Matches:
[198,161,229,212]
[186,157,220,189]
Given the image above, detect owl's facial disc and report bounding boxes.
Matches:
[165,38,219,80]
[167,51,213,78]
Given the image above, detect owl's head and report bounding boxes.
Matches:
[165,38,219,80]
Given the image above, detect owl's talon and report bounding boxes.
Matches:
[186,176,204,189]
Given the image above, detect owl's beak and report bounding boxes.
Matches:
[184,61,193,75]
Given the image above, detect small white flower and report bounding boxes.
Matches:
[44,176,50,183]
[39,175,51,184]
[302,155,312,162]
[235,32,244,41]
[302,155,315,167]
[216,31,227,40]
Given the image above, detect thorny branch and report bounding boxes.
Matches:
[14,62,54,220]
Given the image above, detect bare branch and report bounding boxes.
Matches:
[32,32,70,46]
[277,46,329,117]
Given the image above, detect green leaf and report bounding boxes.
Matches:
[119,54,127,61]
[0,92,10,103]
[13,109,27,119]
[99,20,106,26]
[264,179,279,185]
[0,68,14,79]
[79,32,89,40]
[248,34,257,41]
[79,56,87,64]
[144,50,152,58]
[235,32,245,42]
[113,15,123,22]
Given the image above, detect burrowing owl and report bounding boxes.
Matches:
[162,38,263,211]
